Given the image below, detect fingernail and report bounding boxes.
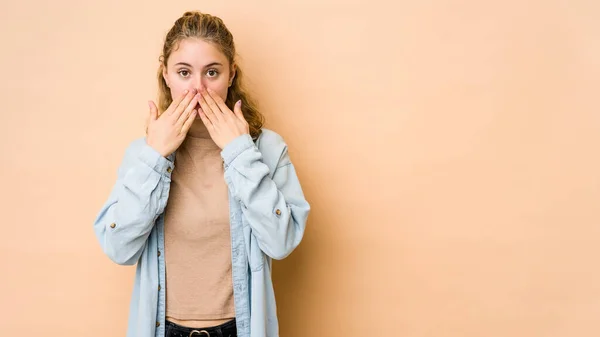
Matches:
[236,100,242,106]
[184,89,189,94]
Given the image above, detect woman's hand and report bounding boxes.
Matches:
[146,89,200,157]
[197,88,249,149]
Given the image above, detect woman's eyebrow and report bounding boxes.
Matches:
[173,62,223,68]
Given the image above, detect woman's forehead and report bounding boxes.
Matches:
[169,38,229,67]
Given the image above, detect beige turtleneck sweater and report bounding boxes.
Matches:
[163,128,235,327]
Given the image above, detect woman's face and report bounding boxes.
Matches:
[163,38,235,111]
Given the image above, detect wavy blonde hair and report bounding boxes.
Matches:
[157,11,264,140]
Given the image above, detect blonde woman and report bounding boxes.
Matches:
[94,11,310,337]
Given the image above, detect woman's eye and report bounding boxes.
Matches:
[207,69,218,77]
[178,70,190,77]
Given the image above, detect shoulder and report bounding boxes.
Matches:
[121,136,174,164]
[120,137,151,160]
[256,128,291,167]
[127,129,287,153]
[127,137,149,152]
[256,128,287,150]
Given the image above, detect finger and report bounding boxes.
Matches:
[181,109,197,134]
[233,100,244,121]
[201,89,224,121]
[165,90,189,116]
[175,103,194,131]
[208,89,233,118]
[168,89,195,117]
[198,93,220,125]
[176,93,200,127]
[198,108,214,129]
[148,101,158,121]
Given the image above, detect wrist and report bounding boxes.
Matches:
[146,139,169,158]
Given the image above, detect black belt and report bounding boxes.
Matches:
[165,319,237,337]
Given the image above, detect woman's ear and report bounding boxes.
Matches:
[162,66,170,88]
[228,64,237,87]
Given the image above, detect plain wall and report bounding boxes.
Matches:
[1,0,599,336]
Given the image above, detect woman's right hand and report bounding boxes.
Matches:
[146,89,200,157]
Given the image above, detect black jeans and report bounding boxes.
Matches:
[165,319,237,337]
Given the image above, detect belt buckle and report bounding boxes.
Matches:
[189,330,210,337]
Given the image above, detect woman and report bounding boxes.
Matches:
[93,11,310,337]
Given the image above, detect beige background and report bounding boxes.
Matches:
[1,0,599,336]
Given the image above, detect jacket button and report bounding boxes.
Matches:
[158,285,161,291]
[275,209,281,215]
[166,167,172,173]
[109,223,116,229]
[156,322,160,327]
[157,250,161,257]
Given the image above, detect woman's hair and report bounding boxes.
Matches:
[157,11,264,139]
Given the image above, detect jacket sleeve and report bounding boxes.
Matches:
[221,133,311,260]
[93,139,173,265]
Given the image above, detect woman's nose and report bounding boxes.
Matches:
[193,77,206,92]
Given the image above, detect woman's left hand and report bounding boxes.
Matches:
[198,88,250,149]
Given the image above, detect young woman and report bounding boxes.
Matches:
[93,11,310,337]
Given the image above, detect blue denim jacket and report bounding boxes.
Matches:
[93,129,310,337]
